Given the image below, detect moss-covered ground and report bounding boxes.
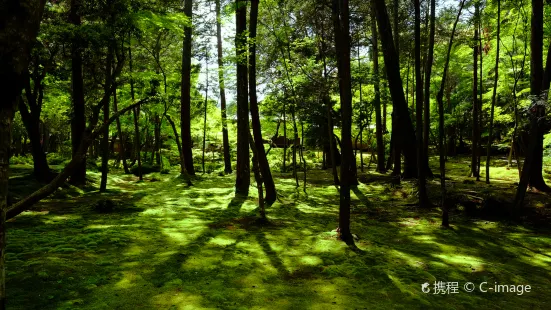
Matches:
[5,156,551,309]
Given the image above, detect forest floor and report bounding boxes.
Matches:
[5,156,551,309]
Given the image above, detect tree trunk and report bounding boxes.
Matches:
[415,0,428,207]
[180,0,195,175]
[113,87,129,174]
[526,0,550,192]
[423,0,436,178]
[235,0,250,196]
[154,114,161,166]
[332,0,353,244]
[129,39,142,181]
[485,0,500,184]
[248,132,265,220]
[69,0,87,185]
[202,57,209,174]
[249,0,276,202]
[371,4,385,173]
[373,0,418,178]
[437,0,466,227]
[100,45,114,192]
[471,2,480,180]
[215,0,232,174]
[18,103,50,181]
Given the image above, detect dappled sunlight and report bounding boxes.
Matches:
[6,160,551,309]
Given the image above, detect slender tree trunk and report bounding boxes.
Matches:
[283,100,287,173]
[18,108,50,181]
[358,45,365,173]
[154,114,161,166]
[415,0,428,206]
[69,0,87,185]
[202,54,209,174]
[248,132,265,219]
[100,45,114,192]
[215,0,232,174]
[332,0,353,244]
[113,87,129,173]
[423,0,435,178]
[180,0,195,175]
[477,19,483,180]
[437,0,466,227]
[249,0,276,202]
[129,40,142,181]
[373,0,418,178]
[471,2,480,179]
[485,0,500,184]
[235,0,250,195]
[371,5,385,173]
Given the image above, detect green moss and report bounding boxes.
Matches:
[5,158,551,309]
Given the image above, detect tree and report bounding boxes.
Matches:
[415,0,428,207]
[180,0,195,176]
[371,4,385,173]
[437,0,466,227]
[249,0,277,203]
[19,51,53,181]
[423,0,436,179]
[485,0,500,184]
[1,1,47,306]
[235,0,250,196]
[215,0,232,175]
[69,0,87,185]
[372,0,419,178]
[471,1,480,180]
[332,0,354,244]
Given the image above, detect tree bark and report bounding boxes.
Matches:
[372,0,418,178]
[423,0,436,178]
[332,0,354,244]
[113,87,129,174]
[485,0,500,184]
[249,0,276,202]
[471,2,480,179]
[100,44,114,192]
[415,0,428,206]
[235,0,250,196]
[371,4,385,173]
[215,0,232,174]
[69,0,87,185]
[180,0,195,175]
[437,0,466,227]
[128,39,142,181]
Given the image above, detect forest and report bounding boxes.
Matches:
[0,0,550,308]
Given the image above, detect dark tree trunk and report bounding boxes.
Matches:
[423,0,436,178]
[180,0,195,175]
[526,0,549,191]
[113,87,129,174]
[18,101,50,181]
[100,45,114,192]
[69,0,87,185]
[373,0,418,178]
[215,0,232,174]
[154,114,161,166]
[202,58,208,174]
[249,0,276,202]
[332,0,354,244]
[235,0,250,196]
[485,0,500,184]
[437,0,466,227]
[415,0,428,206]
[128,40,142,181]
[371,4,385,173]
[471,2,480,179]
